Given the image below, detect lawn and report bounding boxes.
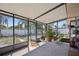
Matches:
[0,36,28,48]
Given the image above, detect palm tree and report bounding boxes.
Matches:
[5,16,8,29]
[0,15,3,38]
[18,20,24,29]
[62,23,66,28]
[17,20,27,36]
[0,15,8,38]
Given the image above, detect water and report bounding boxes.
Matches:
[1,30,28,36]
[1,30,42,36]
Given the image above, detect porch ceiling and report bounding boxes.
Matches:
[0,3,67,23]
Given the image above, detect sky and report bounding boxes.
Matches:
[50,20,67,28]
[2,15,67,28]
[6,16,24,27]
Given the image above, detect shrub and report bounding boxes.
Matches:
[60,38,70,43]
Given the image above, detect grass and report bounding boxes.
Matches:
[0,35,39,48]
[0,36,28,47]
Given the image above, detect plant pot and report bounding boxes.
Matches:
[47,36,53,42]
[53,36,58,41]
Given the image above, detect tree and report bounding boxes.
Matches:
[0,15,8,38]
[0,15,3,38]
[17,20,28,36]
[17,20,27,29]
[62,23,66,28]
[58,33,64,39]
[5,16,8,29]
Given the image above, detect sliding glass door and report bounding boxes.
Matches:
[0,14,29,55]
[29,21,37,49]
[0,10,47,55]
[37,22,43,39]
[0,14,13,48]
[29,21,36,42]
[58,20,69,38]
[14,18,28,44]
[48,19,69,40]
[48,22,58,36]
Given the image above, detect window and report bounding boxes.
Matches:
[29,22,36,41]
[48,19,69,38]
[48,22,58,36]
[58,20,68,29]
[70,21,75,37]
[0,13,29,54]
[37,22,43,39]
[42,24,46,36]
[58,20,69,38]
[14,18,28,44]
[0,14,13,48]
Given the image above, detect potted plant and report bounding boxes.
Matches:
[45,29,56,42]
[58,33,64,39]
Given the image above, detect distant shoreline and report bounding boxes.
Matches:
[0,30,42,36]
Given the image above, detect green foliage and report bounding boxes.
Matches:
[37,23,42,29]
[73,29,79,34]
[45,29,56,37]
[60,38,69,43]
[58,33,64,39]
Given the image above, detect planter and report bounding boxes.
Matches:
[47,36,53,42]
[53,36,58,41]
